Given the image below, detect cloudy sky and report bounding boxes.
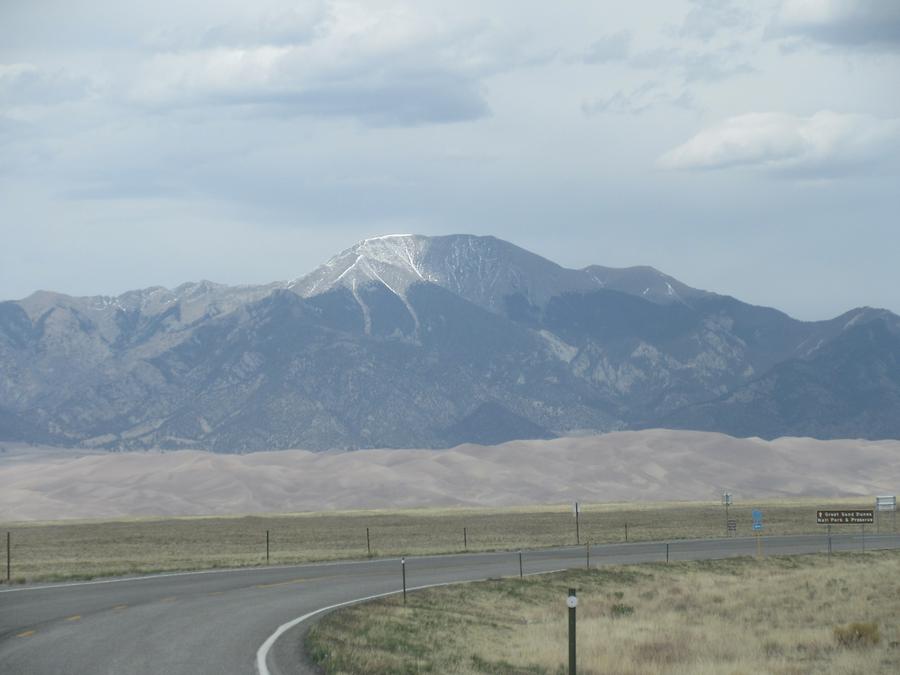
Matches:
[1,0,898,319]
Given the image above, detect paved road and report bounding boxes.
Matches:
[1,533,898,675]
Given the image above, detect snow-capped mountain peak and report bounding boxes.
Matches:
[289,234,709,314]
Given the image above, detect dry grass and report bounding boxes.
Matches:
[0,497,885,583]
[307,550,900,675]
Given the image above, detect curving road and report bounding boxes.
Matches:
[2,533,898,675]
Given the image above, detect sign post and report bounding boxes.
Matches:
[876,496,897,534]
[722,492,732,536]
[752,509,763,558]
[567,589,577,675]
[817,510,875,555]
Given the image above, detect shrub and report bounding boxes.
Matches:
[833,622,880,648]
[610,603,634,618]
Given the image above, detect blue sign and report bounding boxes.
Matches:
[752,509,763,531]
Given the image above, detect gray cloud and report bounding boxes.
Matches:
[582,81,694,116]
[0,64,90,106]
[627,44,754,81]
[770,0,900,49]
[583,30,632,63]
[128,3,541,126]
[679,0,754,41]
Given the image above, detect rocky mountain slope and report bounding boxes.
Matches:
[1,234,898,451]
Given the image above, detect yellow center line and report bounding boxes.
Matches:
[17,630,35,638]
[159,596,177,603]
[112,604,128,611]
[66,615,81,622]
[207,591,224,596]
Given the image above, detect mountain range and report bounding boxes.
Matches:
[1,234,899,452]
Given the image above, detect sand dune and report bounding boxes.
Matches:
[1,430,899,521]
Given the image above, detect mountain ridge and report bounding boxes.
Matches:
[1,233,898,451]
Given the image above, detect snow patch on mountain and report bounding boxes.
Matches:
[289,234,711,316]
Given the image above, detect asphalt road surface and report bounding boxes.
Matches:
[2,533,898,675]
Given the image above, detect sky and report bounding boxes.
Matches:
[1,0,899,320]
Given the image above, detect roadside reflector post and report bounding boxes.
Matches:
[861,524,865,553]
[464,527,467,552]
[366,527,371,557]
[6,532,9,583]
[401,557,407,605]
[519,550,523,579]
[586,542,590,570]
[827,524,832,561]
[567,589,577,675]
[625,522,628,542]
[266,530,270,565]
[574,502,580,545]
[665,543,669,563]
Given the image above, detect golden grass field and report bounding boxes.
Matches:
[0,496,889,583]
[307,550,900,675]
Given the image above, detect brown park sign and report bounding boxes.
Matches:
[817,509,874,525]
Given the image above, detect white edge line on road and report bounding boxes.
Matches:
[0,545,587,595]
[0,557,391,595]
[255,569,567,675]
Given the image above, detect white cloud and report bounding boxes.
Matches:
[658,110,900,173]
[771,0,900,49]
[130,2,537,126]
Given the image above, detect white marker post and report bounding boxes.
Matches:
[567,589,577,674]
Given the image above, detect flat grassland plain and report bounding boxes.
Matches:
[307,551,900,675]
[0,497,885,583]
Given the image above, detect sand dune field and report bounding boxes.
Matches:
[2,430,899,521]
